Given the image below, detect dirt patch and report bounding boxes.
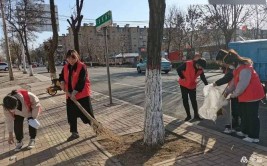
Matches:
[98,131,205,166]
[0,72,39,89]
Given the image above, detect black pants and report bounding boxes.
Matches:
[231,98,240,129]
[180,85,198,117]
[239,101,260,139]
[14,115,37,142]
[67,96,95,133]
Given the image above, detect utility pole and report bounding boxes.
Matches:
[0,0,14,80]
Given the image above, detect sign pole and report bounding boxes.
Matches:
[104,27,112,104]
[96,11,113,105]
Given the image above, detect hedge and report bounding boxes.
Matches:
[171,61,220,70]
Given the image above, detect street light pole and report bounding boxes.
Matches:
[0,0,14,81]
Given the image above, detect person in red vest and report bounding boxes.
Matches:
[3,89,41,151]
[177,58,208,121]
[59,49,95,142]
[224,49,265,143]
[213,49,240,134]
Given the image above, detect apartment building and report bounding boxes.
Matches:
[58,23,148,63]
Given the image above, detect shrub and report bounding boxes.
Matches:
[171,61,220,69]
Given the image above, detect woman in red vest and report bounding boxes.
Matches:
[214,49,240,134]
[3,89,41,151]
[59,49,95,141]
[224,49,265,143]
[177,58,208,121]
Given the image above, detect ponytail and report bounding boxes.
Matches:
[223,49,253,65]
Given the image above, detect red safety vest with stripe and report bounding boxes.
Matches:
[178,61,203,89]
[63,61,90,100]
[233,65,265,102]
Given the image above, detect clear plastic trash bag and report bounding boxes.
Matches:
[199,84,228,121]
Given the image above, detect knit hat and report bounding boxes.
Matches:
[195,58,207,68]
[3,95,18,110]
[216,49,228,61]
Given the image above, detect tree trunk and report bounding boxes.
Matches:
[67,0,84,54]
[17,53,22,70]
[22,27,33,76]
[47,0,58,79]
[224,33,232,49]
[73,31,80,54]
[144,0,166,146]
[24,47,33,76]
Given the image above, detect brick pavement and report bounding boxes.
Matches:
[0,71,267,165]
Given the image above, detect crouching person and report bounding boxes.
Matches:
[3,89,41,151]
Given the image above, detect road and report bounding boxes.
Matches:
[35,66,267,146]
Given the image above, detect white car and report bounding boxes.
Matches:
[0,62,8,71]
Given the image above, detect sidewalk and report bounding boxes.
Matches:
[0,71,267,165]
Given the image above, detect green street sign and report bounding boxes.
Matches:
[96,10,112,31]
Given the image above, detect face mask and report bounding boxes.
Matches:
[228,65,235,69]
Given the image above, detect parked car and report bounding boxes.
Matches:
[0,62,8,71]
[137,58,172,74]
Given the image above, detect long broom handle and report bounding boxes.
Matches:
[66,92,99,125]
[222,84,229,96]
[230,98,232,131]
[222,84,233,131]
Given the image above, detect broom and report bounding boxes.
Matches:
[67,92,120,142]
[216,84,229,116]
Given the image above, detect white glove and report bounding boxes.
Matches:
[70,90,78,100]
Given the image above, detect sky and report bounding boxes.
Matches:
[0,0,209,49]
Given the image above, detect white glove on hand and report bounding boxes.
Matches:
[70,90,78,100]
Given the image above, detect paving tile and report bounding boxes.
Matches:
[1,71,267,166]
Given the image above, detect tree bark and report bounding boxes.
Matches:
[144,0,165,146]
[21,26,33,76]
[47,0,58,79]
[73,31,79,54]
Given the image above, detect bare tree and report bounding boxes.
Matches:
[0,37,21,66]
[67,0,84,53]
[185,5,203,49]
[9,39,22,67]
[245,5,267,39]
[6,0,45,76]
[173,9,186,51]
[164,5,178,55]
[144,0,165,146]
[202,4,251,48]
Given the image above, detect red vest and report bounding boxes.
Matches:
[63,61,91,100]
[178,61,203,89]
[17,89,42,114]
[17,89,31,112]
[233,65,265,102]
